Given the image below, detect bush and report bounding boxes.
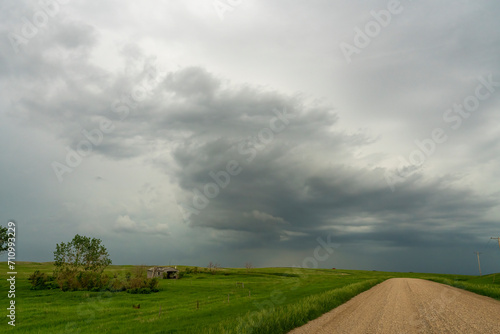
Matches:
[108,278,126,292]
[148,278,159,290]
[129,277,146,289]
[104,270,159,293]
[50,265,159,293]
[55,269,78,290]
[77,271,102,290]
[126,288,152,294]
[28,270,53,290]
[46,281,59,290]
[60,279,73,292]
[133,265,147,279]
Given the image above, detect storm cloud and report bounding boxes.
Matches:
[1,0,499,274]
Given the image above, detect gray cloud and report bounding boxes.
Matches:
[1,0,499,275]
[113,214,169,236]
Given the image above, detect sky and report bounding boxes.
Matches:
[1,0,500,275]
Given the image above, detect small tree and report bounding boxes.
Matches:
[133,265,147,279]
[245,262,253,272]
[0,225,8,254]
[53,234,112,290]
[208,262,221,274]
[28,270,56,290]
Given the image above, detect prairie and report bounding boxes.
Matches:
[0,262,498,333]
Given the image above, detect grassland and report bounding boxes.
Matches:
[0,262,499,333]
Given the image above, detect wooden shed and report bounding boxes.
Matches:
[147,266,179,279]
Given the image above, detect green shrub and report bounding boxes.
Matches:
[55,268,78,290]
[110,273,159,293]
[46,281,59,290]
[28,270,52,290]
[148,277,159,290]
[108,278,125,292]
[126,287,152,294]
[77,271,100,289]
[129,277,145,289]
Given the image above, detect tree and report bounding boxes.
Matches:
[208,261,221,274]
[53,234,112,290]
[245,262,253,272]
[0,225,8,254]
[54,234,111,273]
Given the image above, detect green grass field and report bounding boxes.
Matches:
[1,262,499,333]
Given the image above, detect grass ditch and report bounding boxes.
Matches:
[205,279,384,334]
[425,274,500,301]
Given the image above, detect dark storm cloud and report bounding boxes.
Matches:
[1,0,500,274]
[2,21,497,253]
[111,69,494,250]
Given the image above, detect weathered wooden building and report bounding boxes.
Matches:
[147,266,179,279]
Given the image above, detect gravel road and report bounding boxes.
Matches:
[288,278,500,334]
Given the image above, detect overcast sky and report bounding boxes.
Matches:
[1,0,500,275]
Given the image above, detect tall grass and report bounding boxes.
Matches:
[426,276,500,301]
[205,279,383,334]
